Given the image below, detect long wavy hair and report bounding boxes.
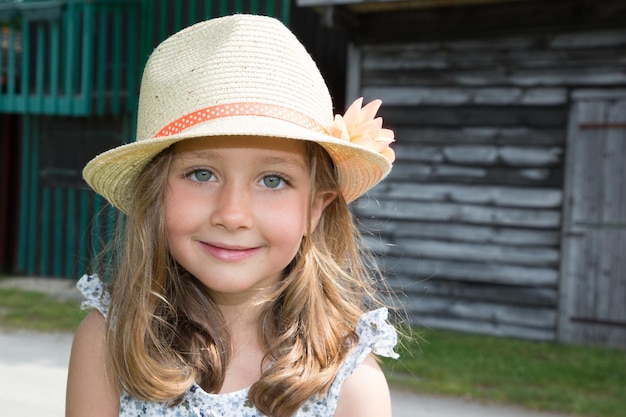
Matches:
[102,140,391,417]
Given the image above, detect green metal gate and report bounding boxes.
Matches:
[2,0,292,278]
[16,114,130,277]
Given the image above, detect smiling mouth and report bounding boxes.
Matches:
[199,242,261,262]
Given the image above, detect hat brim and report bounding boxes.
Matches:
[82,116,391,213]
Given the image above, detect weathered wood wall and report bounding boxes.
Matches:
[348,26,626,343]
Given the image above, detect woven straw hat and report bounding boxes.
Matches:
[82,14,393,213]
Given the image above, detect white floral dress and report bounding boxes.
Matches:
[77,274,398,417]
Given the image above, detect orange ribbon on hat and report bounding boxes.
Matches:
[153,99,395,164]
[153,102,327,138]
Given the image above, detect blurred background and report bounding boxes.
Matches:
[1,0,625,351]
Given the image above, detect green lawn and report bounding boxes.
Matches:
[0,287,87,332]
[1,285,624,417]
[384,327,626,417]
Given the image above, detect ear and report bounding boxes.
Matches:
[309,190,337,234]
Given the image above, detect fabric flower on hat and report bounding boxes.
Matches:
[331,97,395,163]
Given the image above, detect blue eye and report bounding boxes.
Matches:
[189,169,214,182]
[262,175,284,189]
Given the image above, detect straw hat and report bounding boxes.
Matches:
[82,14,394,214]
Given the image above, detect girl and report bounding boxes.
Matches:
[66,14,397,417]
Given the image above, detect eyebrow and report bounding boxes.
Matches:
[174,149,307,169]
[175,150,223,161]
[262,155,307,169]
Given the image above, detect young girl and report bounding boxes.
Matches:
[66,14,397,417]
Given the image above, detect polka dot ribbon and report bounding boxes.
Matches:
[153,102,329,138]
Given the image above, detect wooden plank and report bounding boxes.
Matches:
[367,182,562,208]
[550,30,626,49]
[610,102,626,324]
[498,146,563,167]
[389,144,444,162]
[388,160,486,178]
[374,237,559,267]
[571,89,626,100]
[403,296,557,329]
[382,106,567,127]
[387,275,558,306]
[385,257,558,286]
[362,44,626,71]
[392,126,565,146]
[411,316,555,341]
[385,161,562,186]
[363,66,626,88]
[603,101,626,324]
[598,109,621,321]
[441,145,562,167]
[364,86,567,106]
[552,100,584,344]
[581,102,606,322]
[360,219,561,245]
[615,224,626,332]
[354,199,561,228]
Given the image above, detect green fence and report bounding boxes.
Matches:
[0,0,290,117]
[15,114,131,277]
[4,0,292,278]
[0,0,141,116]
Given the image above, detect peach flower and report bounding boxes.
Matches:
[330,97,395,163]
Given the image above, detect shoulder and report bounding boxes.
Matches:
[66,310,119,417]
[70,310,108,356]
[333,354,392,417]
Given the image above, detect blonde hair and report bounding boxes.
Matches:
[102,141,391,416]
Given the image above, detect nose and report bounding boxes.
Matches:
[209,181,254,231]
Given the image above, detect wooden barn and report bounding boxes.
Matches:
[299,0,626,348]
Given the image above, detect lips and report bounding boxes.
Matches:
[198,241,261,262]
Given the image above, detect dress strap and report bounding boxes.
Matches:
[76,274,110,318]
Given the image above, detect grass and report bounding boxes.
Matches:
[384,327,626,417]
[0,287,87,332]
[1,284,624,417]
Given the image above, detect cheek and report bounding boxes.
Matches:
[268,198,310,240]
[164,187,179,232]
[164,185,198,237]
[164,191,199,265]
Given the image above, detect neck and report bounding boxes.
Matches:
[209,292,265,347]
[208,283,276,333]
[212,295,270,393]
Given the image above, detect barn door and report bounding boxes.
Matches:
[559,91,626,348]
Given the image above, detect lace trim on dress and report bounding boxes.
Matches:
[77,274,110,318]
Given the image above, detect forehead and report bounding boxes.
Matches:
[172,135,308,157]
